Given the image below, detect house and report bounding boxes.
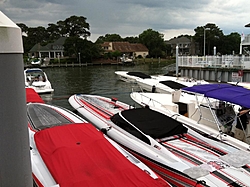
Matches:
[166,36,198,56]
[101,42,149,58]
[29,37,66,59]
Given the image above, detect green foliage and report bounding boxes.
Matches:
[47,23,61,41]
[57,15,90,38]
[124,36,139,43]
[95,34,123,43]
[17,15,91,54]
[112,51,122,58]
[193,23,240,55]
[64,37,102,62]
[219,33,241,54]
[63,36,83,57]
[103,52,112,59]
[139,29,167,58]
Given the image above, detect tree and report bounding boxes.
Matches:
[139,29,166,57]
[221,33,241,55]
[95,34,123,43]
[64,37,102,62]
[80,40,102,62]
[28,26,48,44]
[17,23,29,56]
[17,23,28,36]
[57,15,90,38]
[193,23,224,55]
[124,36,139,43]
[63,36,83,57]
[47,23,61,42]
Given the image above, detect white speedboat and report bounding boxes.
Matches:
[26,88,170,187]
[24,68,54,94]
[69,94,250,187]
[115,71,208,93]
[130,83,250,151]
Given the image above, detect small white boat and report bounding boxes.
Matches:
[130,83,250,151]
[119,54,134,65]
[24,68,54,94]
[69,94,250,187]
[31,58,42,66]
[26,88,171,187]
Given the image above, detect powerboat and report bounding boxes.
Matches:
[119,54,134,65]
[31,58,42,66]
[69,94,250,186]
[115,71,208,93]
[26,88,170,187]
[130,83,250,151]
[24,68,54,94]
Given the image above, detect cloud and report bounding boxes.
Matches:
[1,0,250,42]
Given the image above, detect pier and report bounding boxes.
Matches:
[177,55,250,82]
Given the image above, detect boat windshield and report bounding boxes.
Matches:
[26,69,46,82]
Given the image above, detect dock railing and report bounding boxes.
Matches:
[178,55,250,69]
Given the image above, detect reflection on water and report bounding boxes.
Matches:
[40,63,169,110]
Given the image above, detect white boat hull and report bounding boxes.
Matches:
[69,94,250,187]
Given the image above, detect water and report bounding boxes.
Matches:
[40,63,169,111]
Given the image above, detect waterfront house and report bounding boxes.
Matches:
[166,36,198,56]
[29,37,66,59]
[101,42,149,58]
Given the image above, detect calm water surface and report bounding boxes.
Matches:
[40,63,169,110]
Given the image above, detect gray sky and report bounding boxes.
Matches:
[1,0,250,42]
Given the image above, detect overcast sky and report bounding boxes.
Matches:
[1,0,250,42]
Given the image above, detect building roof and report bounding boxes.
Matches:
[101,42,148,52]
[166,36,191,44]
[29,37,66,52]
[101,42,110,47]
[113,42,148,52]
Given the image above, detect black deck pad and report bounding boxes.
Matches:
[127,72,151,79]
[27,103,72,130]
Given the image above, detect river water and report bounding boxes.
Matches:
[40,63,169,110]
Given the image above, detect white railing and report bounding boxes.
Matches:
[178,55,250,69]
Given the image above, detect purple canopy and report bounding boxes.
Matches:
[182,83,250,108]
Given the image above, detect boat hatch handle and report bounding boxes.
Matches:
[100,127,112,135]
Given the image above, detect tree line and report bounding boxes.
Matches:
[17,15,242,62]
